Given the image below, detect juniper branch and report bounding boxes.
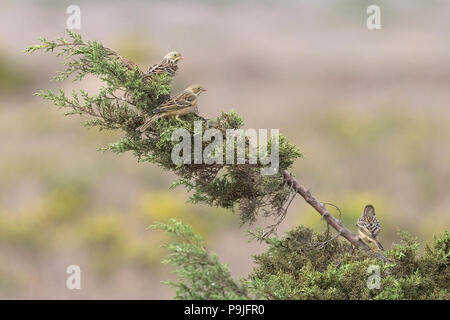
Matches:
[149,219,251,299]
[282,170,389,262]
[26,30,302,225]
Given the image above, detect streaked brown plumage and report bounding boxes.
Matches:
[356,204,384,250]
[144,51,183,78]
[137,85,206,132]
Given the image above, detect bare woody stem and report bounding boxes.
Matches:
[282,170,389,262]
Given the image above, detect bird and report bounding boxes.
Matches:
[143,51,183,78]
[137,84,206,132]
[356,204,384,250]
[123,52,183,105]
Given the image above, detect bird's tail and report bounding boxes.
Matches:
[376,240,384,251]
[137,114,163,132]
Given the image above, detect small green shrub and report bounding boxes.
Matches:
[154,220,449,300]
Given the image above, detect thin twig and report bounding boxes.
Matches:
[262,181,297,238]
[316,232,342,249]
[322,202,341,240]
[323,202,342,221]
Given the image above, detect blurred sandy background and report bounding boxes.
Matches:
[0,0,449,299]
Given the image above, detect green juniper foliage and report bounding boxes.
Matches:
[26,30,302,225]
[154,220,449,300]
[250,227,449,299]
[148,219,252,299]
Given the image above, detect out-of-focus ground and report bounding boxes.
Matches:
[0,0,449,299]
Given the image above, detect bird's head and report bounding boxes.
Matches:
[363,204,376,217]
[164,51,183,62]
[186,85,207,96]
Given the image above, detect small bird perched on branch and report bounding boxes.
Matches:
[137,84,207,132]
[143,51,183,78]
[124,52,183,105]
[356,204,384,250]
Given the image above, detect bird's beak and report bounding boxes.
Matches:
[201,88,207,92]
[179,56,184,60]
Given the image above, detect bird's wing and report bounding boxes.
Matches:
[357,218,380,239]
[156,91,196,113]
[367,222,381,237]
[172,91,196,106]
[146,63,165,74]
[164,64,177,76]
[146,60,177,76]
[163,105,196,117]
[357,223,374,239]
[367,216,381,237]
